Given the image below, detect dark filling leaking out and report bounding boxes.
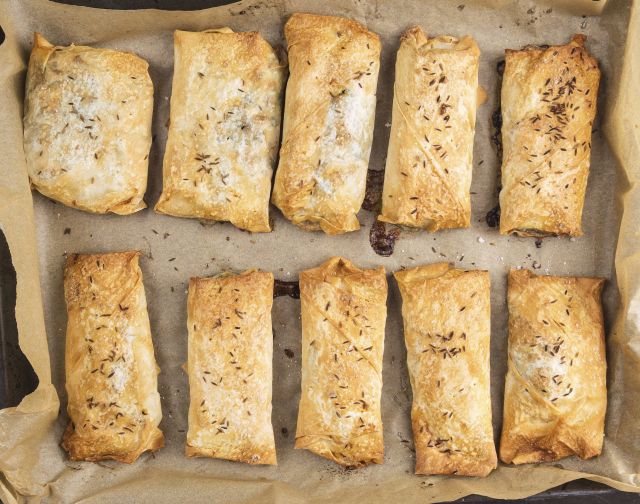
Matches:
[492,60,505,163]
[487,59,505,229]
[362,169,385,212]
[369,221,401,257]
[273,280,300,299]
[485,205,501,228]
[491,107,503,162]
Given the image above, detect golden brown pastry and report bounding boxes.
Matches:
[23,33,153,214]
[394,263,497,476]
[500,269,607,464]
[185,270,276,464]
[380,28,480,231]
[62,251,163,463]
[272,13,381,234]
[296,257,387,467]
[155,29,285,232]
[499,35,600,237]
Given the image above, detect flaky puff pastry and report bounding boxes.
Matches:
[395,264,497,477]
[186,270,276,464]
[500,269,606,464]
[155,29,285,232]
[23,34,153,214]
[499,35,600,237]
[296,257,387,466]
[272,14,381,234]
[380,28,480,231]
[62,251,163,463]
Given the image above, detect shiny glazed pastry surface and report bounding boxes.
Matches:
[380,27,480,231]
[500,269,607,464]
[296,257,387,466]
[62,251,163,463]
[499,35,600,237]
[186,270,276,464]
[395,263,497,476]
[24,34,153,214]
[155,29,284,232]
[272,13,381,234]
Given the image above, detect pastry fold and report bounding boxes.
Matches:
[155,29,285,232]
[395,263,497,476]
[296,257,387,466]
[23,33,153,214]
[500,269,607,464]
[380,28,480,231]
[62,251,163,462]
[185,270,276,464]
[499,35,600,237]
[272,13,381,234]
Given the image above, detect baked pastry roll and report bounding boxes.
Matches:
[380,28,480,231]
[394,263,497,476]
[499,35,600,237]
[272,14,381,234]
[185,270,276,464]
[155,29,284,232]
[296,257,387,467]
[500,269,606,464]
[23,33,153,214]
[62,251,163,462]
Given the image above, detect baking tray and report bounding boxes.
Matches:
[0,1,638,502]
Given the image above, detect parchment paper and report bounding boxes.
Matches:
[0,0,639,502]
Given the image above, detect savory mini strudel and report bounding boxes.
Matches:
[380,28,480,231]
[185,270,276,464]
[499,35,600,237]
[62,251,163,462]
[296,257,387,466]
[272,13,381,234]
[155,29,284,232]
[23,33,153,214]
[395,263,497,476]
[500,269,607,464]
